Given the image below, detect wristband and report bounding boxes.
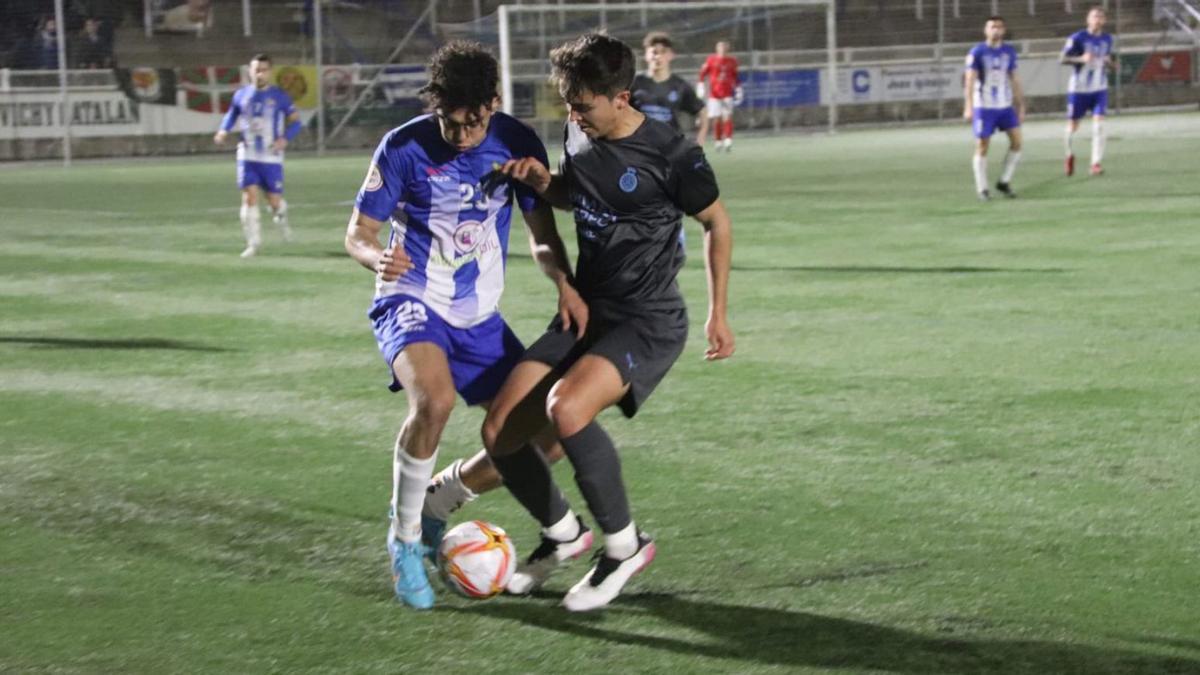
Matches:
[284,119,303,142]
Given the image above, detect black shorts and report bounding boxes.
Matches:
[521,307,688,418]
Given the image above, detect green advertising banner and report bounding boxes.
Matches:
[1118,53,1147,85]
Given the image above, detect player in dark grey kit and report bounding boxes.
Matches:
[486,33,735,611]
[631,32,708,145]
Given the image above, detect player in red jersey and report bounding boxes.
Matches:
[697,40,742,152]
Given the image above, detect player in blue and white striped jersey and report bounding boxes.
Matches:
[1061,6,1115,176]
[963,16,1026,201]
[214,54,302,257]
[344,41,581,610]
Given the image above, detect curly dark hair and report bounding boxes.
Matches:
[420,41,499,116]
[550,33,635,101]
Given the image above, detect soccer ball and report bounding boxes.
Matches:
[436,520,517,599]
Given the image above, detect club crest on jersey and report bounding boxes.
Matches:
[453,220,485,253]
[667,90,679,103]
[619,167,639,193]
[363,163,383,191]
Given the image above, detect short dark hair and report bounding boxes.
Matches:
[550,33,635,100]
[986,15,1005,24]
[251,53,271,64]
[420,41,499,116]
[643,31,673,50]
[1088,5,1107,14]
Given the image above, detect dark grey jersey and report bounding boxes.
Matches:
[561,117,719,313]
[630,73,704,132]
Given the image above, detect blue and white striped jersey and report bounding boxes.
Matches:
[220,85,297,164]
[1063,30,1114,94]
[966,43,1019,109]
[355,113,548,328]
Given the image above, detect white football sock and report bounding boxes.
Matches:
[604,521,638,560]
[391,446,438,543]
[1092,119,1105,165]
[271,199,292,241]
[239,204,261,249]
[1001,150,1022,183]
[543,510,581,542]
[1064,126,1075,157]
[422,458,478,521]
[972,154,988,193]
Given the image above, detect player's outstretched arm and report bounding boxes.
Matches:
[1060,43,1090,66]
[1011,72,1027,121]
[344,209,413,281]
[962,69,976,120]
[500,158,571,210]
[214,97,239,145]
[272,111,303,152]
[693,199,735,361]
[522,201,588,336]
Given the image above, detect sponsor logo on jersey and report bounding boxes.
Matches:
[619,167,639,193]
[453,220,485,253]
[573,194,618,239]
[425,165,453,183]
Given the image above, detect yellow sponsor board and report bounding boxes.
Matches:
[535,81,567,120]
[274,65,318,109]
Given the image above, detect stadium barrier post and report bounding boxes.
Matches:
[54,0,71,166]
[315,0,325,154]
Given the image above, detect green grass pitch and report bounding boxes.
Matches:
[2,113,1199,673]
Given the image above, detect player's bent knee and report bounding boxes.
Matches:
[410,391,455,430]
[538,441,565,464]
[481,416,503,455]
[545,387,590,439]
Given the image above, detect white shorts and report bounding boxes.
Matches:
[706,97,735,118]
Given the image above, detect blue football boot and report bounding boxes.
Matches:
[388,534,435,609]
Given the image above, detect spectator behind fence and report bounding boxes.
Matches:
[76,0,125,44]
[31,16,60,70]
[159,0,212,34]
[74,17,113,68]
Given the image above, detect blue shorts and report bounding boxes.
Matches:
[972,107,1020,139]
[368,294,524,406]
[1067,91,1108,120]
[238,160,284,194]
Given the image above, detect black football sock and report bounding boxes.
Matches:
[490,443,570,528]
[560,422,632,535]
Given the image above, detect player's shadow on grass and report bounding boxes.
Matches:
[0,336,233,352]
[454,593,1200,674]
[729,265,1068,274]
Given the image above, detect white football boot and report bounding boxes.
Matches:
[505,517,593,595]
[562,531,656,612]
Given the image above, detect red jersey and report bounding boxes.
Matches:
[699,54,739,99]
